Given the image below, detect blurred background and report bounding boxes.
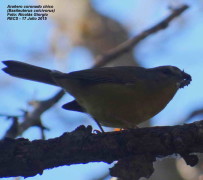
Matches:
[0,0,203,179]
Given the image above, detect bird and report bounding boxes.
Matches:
[2,60,191,132]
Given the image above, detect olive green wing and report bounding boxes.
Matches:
[57,66,146,86]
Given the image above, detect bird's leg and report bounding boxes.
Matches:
[94,119,105,133]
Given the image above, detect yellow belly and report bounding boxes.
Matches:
[76,83,178,128]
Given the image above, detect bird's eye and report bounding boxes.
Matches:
[162,68,172,75]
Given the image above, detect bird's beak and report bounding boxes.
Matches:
[178,71,192,88]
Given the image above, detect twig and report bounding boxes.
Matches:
[3,90,65,138]
[94,5,189,68]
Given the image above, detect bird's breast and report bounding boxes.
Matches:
[75,83,178,128]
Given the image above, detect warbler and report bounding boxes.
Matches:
[2,60,191,131]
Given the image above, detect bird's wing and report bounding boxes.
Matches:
[62,100,85,112]
[56,66,146,86]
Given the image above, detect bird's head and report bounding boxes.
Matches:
[149,66,192,89]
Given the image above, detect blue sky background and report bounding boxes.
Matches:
[0,0,203,179]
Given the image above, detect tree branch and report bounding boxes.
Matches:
[3,90,65,138]
[94,4,189,68]
[0,120,202,179]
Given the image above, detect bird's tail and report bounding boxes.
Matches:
[2,60,57,86]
